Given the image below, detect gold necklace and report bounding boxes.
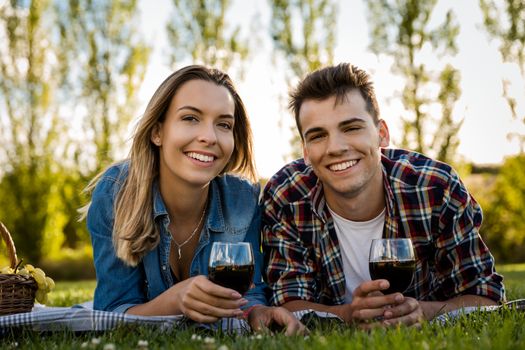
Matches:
[169,206,206,259]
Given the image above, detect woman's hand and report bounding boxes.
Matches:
[172,275,248,323]
[248,305,307,336]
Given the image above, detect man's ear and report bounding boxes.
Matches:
[151,123,162,146]
[378,119,390,148]
[302,143,311,165]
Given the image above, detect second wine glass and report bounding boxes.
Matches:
[369,238,416,295]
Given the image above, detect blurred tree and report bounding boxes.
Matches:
[269,0,338,159]
[480,0,525,152]
[166,0,250,74]
[479,154,525,263]
[0,0,59,263]
[54,0,150,248]
[367,0,463,163]
[57,0,150,170]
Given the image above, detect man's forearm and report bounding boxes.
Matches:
[419,294,497,320]
[281,300,351,322]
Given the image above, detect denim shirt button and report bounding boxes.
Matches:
[162,265,166,270]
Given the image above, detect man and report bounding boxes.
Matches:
[261,63,504,327]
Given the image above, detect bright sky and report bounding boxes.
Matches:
[139,0,525,179]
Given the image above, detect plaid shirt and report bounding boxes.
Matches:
[262,148,505,306]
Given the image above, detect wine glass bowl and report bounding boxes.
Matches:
[208,242,254,295]
[369,238,416,295]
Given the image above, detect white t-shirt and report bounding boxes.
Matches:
[328,207,385,303]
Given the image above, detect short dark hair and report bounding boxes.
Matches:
[289,63,380,137]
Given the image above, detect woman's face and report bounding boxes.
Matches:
[152,79,236,188]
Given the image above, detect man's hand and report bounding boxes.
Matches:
[248,305,307,336]
[327,279,400,325]
[381,296,424,327]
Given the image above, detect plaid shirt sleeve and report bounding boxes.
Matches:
[261,176,318,306]
[432,169,505,302]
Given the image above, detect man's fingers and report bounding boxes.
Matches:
[383,299,418,319]
[284,320,308,336]
[354,293,403,311]
[352,307,387,321]
[353,280,390,297]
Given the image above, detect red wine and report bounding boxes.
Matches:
[208,264,254,295]
[369,260,415,294]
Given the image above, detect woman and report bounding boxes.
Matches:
[83,65,304,335]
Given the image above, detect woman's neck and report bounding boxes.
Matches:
[159,176,209,223]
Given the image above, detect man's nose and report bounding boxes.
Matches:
[326,133,348,156]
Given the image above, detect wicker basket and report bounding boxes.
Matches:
[0,221,37,315]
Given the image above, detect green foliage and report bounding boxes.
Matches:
[47,280,96,307]
[367,0,463,163]
[0,0,60,263]
[167,0,250,74]
[56,0,151,171]
[480,0,525,149]
[40,245,95,281]
[269,0,338,159]
[480,155,525,263]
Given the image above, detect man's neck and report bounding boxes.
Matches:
[324,173,386,222]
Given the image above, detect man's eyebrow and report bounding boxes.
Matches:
[303,127,325,139]
[339,117,367,127]
[303,117,367,138]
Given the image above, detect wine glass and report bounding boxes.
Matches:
[369,238,416,294]
[208,242,254,295]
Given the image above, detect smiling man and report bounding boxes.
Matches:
[261,63,505,327]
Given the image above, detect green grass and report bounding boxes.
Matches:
[2,264,524,349]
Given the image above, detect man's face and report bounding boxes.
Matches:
[299,90,389,202]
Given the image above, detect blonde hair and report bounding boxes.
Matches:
[82,65,257,266]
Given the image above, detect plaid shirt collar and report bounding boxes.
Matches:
[309,152,401,238]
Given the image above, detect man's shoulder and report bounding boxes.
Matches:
[382,148,458,188]
[263,159,317,203]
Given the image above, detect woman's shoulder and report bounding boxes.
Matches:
[92,161,130,196]
[212,174,260,208]
[214,174,260,196]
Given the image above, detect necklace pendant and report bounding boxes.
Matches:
[178,247,182,259]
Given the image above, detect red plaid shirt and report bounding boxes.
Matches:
[262,148,505,306]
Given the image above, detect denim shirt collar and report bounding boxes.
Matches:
[151,179,227,234]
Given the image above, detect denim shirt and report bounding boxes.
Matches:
[87,162,267,313]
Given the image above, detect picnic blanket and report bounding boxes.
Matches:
[1,299,522,334]
[0,302,323,335]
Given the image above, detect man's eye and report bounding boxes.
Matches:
[344,126,361,132]
[308,134,325,142]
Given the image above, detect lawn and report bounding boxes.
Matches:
[1,264,524,349]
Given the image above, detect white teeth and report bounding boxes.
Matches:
[187,152,214,162]
[329,160,358,171]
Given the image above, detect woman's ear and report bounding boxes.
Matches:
[151,123,162,146]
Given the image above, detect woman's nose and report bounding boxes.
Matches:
[197,123,218,145]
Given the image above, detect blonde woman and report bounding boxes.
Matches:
[84,65,304,335]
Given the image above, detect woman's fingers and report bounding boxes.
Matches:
[183,297,244,319]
